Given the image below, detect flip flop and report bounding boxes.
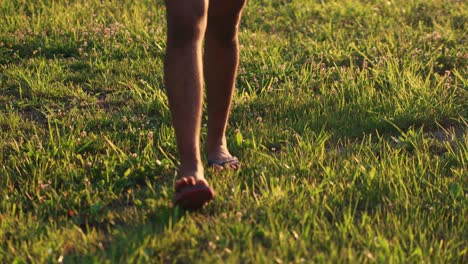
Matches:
[208,157,240,170]
[174,176,215,210]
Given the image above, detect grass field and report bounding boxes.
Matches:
[1,0,467,262]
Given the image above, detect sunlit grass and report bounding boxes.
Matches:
[0,0,467,263]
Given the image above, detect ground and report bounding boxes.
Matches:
[0,0,467,263]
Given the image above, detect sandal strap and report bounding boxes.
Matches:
[208,157,239,166]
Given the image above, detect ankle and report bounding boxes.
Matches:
[178,161,204,180]
[206,146,233,162]
[206,138,227,152]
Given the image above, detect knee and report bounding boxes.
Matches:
[166,0,208,44]
[207,0,247,45]
[207,21,238,46]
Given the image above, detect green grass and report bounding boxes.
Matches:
[1,0,467,262]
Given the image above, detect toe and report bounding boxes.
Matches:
[175,177,189,192]
[188,176,196,186]
[196,178,208,186]
[212,163,224,171]
[176,176,205,192]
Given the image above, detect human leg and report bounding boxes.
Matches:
[204,0,247,169]
[164,0,214,208]
[164,0,208,179]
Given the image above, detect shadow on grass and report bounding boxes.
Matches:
[65,204,186,262]
[1,33,165,65]
[233,97,461,142]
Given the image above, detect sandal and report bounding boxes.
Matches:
[174,176,215,210]
[208,157,240,170]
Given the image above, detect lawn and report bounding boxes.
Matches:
[0,0,467,263]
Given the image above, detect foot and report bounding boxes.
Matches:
[174,164,214,210]
[206,145,240,170]
[174,176,215,210]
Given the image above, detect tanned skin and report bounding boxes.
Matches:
[164,0,246,206]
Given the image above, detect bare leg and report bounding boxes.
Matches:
[164,0,208,180]
[204,0,246,167]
